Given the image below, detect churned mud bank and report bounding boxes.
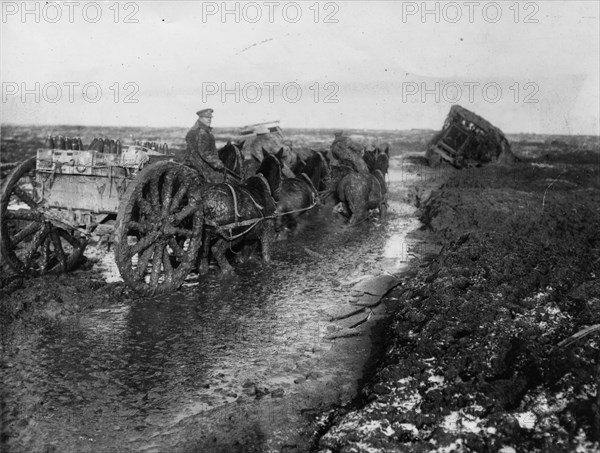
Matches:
[317,153,600,452]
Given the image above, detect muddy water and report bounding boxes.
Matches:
[2,157,429,452]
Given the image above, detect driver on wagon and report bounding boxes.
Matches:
[185,108,226,182]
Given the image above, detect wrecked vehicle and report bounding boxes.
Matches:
[426,105,517,168]
[235,120,289,160]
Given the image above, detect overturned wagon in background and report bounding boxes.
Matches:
[236,120,284,142]
[0,142,203,296]
[235,120,288,158]
[426,105,516,168]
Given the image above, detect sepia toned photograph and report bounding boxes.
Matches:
[1,1,599,452]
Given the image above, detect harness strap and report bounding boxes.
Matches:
[236,148,244,175]
[203,170,282,241]
[205,215,264,241]
[225,183,265,216]
[205,193,318,241]
[300,172,318,203]
[204,217,262,230]
[317,152,327,167]
[333,163,356,172]
[256,173,272,196]
[239,187,264,212]
[225,183,242,219]
[198,153,241,180]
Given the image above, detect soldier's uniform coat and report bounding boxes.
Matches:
[184,121,224,182]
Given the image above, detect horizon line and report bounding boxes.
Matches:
[1,122,599,138]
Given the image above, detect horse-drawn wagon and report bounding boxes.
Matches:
[1,125,380,296]
[1,143,204,295]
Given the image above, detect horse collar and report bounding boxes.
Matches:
[300,172,318,194]
[317,151,326,167]
[256,173,271,196]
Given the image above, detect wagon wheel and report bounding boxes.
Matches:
[0,157,86,276]
[114,161,204,296]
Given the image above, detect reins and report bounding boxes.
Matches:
[208,195,320,241]
[207,179,320,241]
[201,155,327,241]
[198,153,242,180]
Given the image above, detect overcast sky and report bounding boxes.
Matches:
[1,1,599,134]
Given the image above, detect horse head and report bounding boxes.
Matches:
[290,154,306,176]
[372,169,387,195]
[317,151,332,190]
[257,153,283,201]
[303,150,331,191]
[363,149,377,172]
[218,140,244,177]
[274,148,296,178]
[375,151,389,176]
[378,143,391,158]
[261,146,270,160]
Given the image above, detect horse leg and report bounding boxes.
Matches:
[197,229,212,275]
[238,242,258,263]
[211,238,234,274]
[348,197,370,226]
[380,204,387,221]
[274,210,285,232]
[379,198,388,221]
[283,213,299,233]
[368,180,386,221]
[346,198,359,225]
[348,212,359,226]
[260,221,274,264]
[289,213,302,234]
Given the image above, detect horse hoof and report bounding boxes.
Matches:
[198,265,210,275]
[220,264,235,274]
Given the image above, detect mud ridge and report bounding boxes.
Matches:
[316,159,600,452]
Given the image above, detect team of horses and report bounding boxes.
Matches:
[195,140,390,274]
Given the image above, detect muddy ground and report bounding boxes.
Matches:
[1,149,441,452]
[1,134,599,452]
[318,148,600,452]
